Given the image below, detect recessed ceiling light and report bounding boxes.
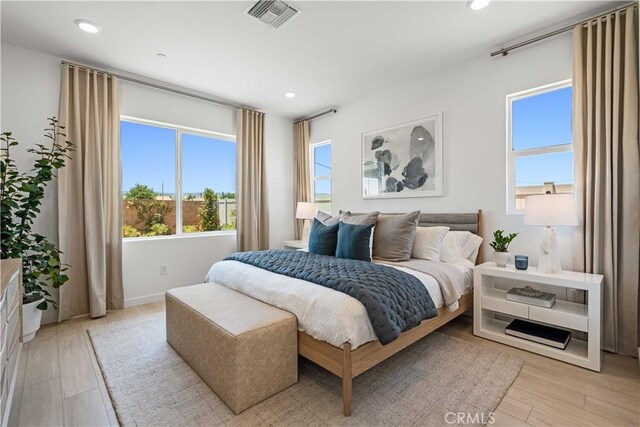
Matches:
[74,19,102,34]
[284,92,296,98]
[467,0,491,10]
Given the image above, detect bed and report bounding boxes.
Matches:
[206,211,482,416]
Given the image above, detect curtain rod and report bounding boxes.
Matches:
[60,60,248,110]
[294,108,337,124]
[491,2,637,57]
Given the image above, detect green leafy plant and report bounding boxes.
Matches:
[124,184,172,235]
[490,229,519,252]
[145,223,170,236]
[1,118,75,310]
[218,191,235,199]
[198,188,220,231]
[221,208,237,231]
[182,224,199,233]
[124,183,156,200]
[128,199,172,231]
[122,225,141,238]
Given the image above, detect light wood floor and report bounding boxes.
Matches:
[10,300,639,427]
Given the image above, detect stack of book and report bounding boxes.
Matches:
[506,285,556,308]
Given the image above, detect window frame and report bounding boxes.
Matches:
[309,140,332,213]
[506,79,573,215]
[120,115,236,239]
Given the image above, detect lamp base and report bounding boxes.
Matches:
[301,219,312,244]
[538,226,562,274]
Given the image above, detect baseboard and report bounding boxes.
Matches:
[124,292,165,307]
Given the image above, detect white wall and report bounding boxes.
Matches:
[310,35,576,269]
[121,233,238,306]
[265,114,294,249]
[120,81,236,135]
[1,43,62,324]
[1,43,295,316]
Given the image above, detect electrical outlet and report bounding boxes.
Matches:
[160,264,168,275]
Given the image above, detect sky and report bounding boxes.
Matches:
[122,85,570,198]
[121,121,236,196]
[313,143,332,196]
[512,86,573,186]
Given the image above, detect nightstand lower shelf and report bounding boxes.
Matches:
[477,317,590,367]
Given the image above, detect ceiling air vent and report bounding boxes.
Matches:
[245,0,300,30]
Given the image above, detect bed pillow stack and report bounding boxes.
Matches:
[311,210,483,265]
[372,211,421,262]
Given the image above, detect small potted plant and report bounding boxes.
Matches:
[1,118,74,342]
[490,229,518,267]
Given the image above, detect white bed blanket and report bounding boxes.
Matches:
[205,259,471,349]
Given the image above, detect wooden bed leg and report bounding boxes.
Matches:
[342,342,352,417]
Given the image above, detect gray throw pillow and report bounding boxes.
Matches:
[316,211,341,226]
[373,211,421,261]
[340,211,379,225]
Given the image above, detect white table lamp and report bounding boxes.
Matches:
[524,193,578,273]
[296,202,317,243]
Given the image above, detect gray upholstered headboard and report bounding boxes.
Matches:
[415,212,481,235]
[347,210,483,263]
[348,210,482,235]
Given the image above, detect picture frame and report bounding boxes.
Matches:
[361,113,443,199]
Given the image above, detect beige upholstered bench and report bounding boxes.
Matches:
[165,283,298,414]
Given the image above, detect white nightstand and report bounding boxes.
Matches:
[283,240,307,250]
[473,262,603,371]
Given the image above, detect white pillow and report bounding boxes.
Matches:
[463,234,483,264]
[439,231,472,264]
[411,226,450,261]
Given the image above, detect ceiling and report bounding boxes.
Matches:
[1,1,622,118]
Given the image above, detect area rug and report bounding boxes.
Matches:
[88,317,523,426]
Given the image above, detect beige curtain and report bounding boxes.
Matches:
[237,109,269,251]
[57,64,123,321]
[573,7,639,355]
[293,120,311,239]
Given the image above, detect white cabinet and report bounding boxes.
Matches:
[0,259,22,426]
[473,263,603,371]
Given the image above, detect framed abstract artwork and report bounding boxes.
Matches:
[361,114,443,199]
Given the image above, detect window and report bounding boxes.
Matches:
[507,81,573,213]
[121,118,236,238]
[310,141,332,213]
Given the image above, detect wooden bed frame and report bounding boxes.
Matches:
[297,210,482,416]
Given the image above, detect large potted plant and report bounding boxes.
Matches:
[1,118,75,342]
[490,229,518,267]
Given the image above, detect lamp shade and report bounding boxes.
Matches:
[524,194,578,226]
[296,202,317,220]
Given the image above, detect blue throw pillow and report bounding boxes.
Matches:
[336,222,374,262]
[308,218,339,256]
